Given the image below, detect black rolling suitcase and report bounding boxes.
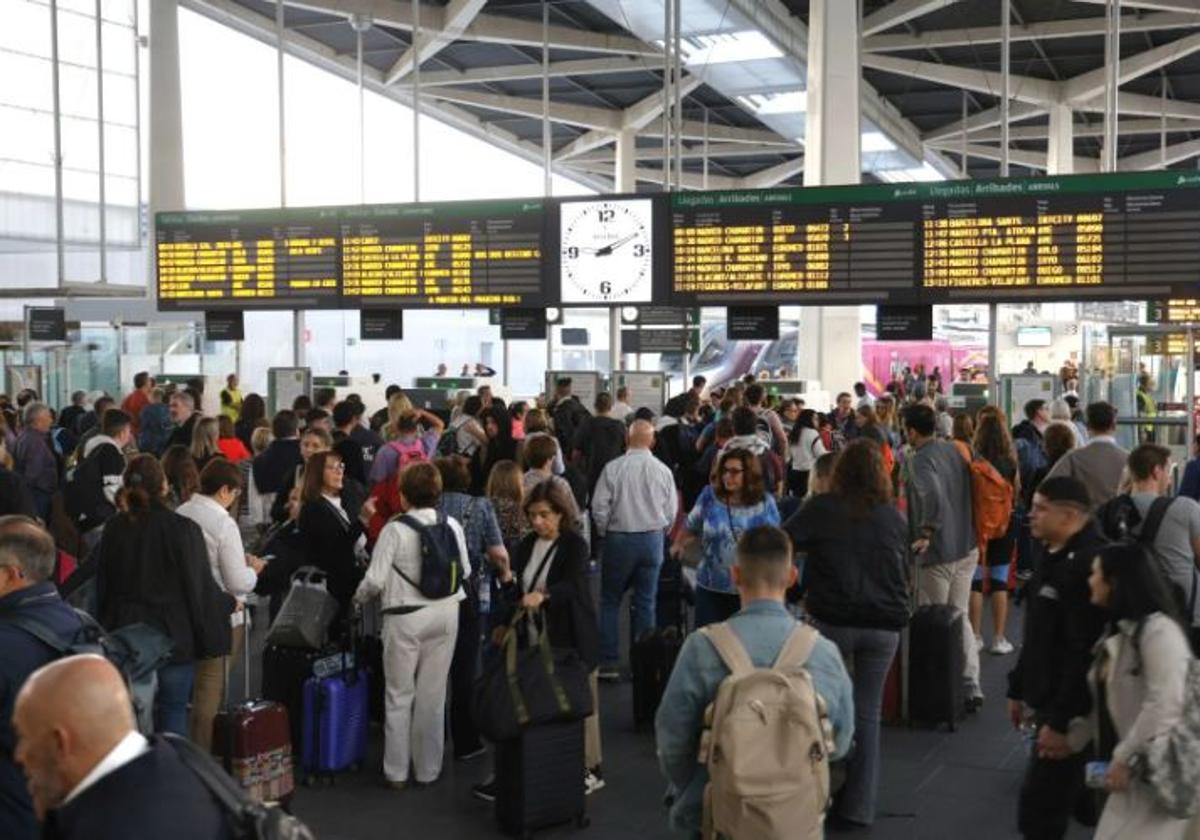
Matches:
[262,642,337,750]
[907,603,966,730]
[630,626,683,730]
[495,720,588,838]
[654,553,692,632]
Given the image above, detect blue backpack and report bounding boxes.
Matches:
[391,514,464,600]
[1014,435,1047,490]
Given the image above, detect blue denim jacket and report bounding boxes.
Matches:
[654,599,855,835]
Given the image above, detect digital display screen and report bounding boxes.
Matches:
[668,172,1200,306]
[340,200,544,307]
[156,209,342,310]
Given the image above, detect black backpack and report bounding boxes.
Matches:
[1098,494,1173,546]
[165,734,316,840]
[392,514,465,599]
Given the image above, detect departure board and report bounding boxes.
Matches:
[156,209,342,310]
[671,190,917,305]
[340,200,544,307]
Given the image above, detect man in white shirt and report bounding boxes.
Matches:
[13,655,233,839]
[591,420,678,681]
[355,462,470,790]
[611,386,634,422]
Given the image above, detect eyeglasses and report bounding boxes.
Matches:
[721,466,745,476]
[326,462,345,472]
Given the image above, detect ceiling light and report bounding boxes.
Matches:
[876,162,945,183]
[681,30,783,66]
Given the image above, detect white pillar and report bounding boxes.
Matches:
[615,128,637,194]
[799,0,862,398]
[147,0,185,295]
[1047,103,1075,176]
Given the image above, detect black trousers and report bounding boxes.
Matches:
[448,594,482,758]
[1017,746,1087,840]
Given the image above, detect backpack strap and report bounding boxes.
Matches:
[701,622,755,677]
[772,623,819,672]
[1139,496,1175,547]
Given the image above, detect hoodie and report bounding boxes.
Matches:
[66,434,125,531]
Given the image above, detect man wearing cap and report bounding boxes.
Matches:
[1006,476,1108,839]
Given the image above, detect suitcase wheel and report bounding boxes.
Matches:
[576,814,590,829]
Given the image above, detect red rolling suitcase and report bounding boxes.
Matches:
[212,611,296,804]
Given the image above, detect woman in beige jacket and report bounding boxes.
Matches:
[1088,542,1193,840]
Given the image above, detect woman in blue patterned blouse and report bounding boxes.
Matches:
[670,446,780,627]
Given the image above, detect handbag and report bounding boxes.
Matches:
[472,607,593,742]
[265,567,339,650]
[1139,658,1200,818]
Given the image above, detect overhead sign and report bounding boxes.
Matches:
[27,307,66,342]
[205,310,244,341]
[876,304,932,341]
[500,308,547,340]
[727,306,779,340]
[621,327,697,353]
[360,309,403,340]
[1147,299,1200,324]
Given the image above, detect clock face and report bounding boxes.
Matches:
[559,199,654,304]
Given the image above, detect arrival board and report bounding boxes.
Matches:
[340,200,544,307]
[156,209,342,310]
[668,172,1200,306]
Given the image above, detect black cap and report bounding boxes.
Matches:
[332,401,357,427]
[1035,476,1091,509]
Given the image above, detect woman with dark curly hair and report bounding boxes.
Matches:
[783,439,908,828]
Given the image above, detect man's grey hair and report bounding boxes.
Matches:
[170,390,195,409]
[0,516,56,582]
[23,402,49,426]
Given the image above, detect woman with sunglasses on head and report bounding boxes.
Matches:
[176,458,268,749]
[1087,542,1192,839]
[298,449,375,633]
[671,447,780,628]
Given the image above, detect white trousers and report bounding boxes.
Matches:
[917,550,982,692]
[382,602,459,783]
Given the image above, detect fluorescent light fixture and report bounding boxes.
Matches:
[679,30,783,66]
[861,131,896,153]
[737,90,806,116]
[876,162,945,183]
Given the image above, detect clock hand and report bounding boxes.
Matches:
[594,233,638,257]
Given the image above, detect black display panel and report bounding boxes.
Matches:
[728,306,780,340]
[360,309,404,340]
[157,208,342,310]
[669,172,1200,306]
[205,310,244,341]
[877,304,933,340]
[500,308,547,340]
[341,199,544,308]
[27,307,66,342]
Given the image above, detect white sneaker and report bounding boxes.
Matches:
[989,637,1014,655]
[584,768,605,795]
[974,635,984,652]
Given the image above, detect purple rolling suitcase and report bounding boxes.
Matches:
[300,664,370,784]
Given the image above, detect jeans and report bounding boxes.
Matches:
[155,661,196,737]
[693,586,741,629]
[811,621,899,825]
[599,531,664,664]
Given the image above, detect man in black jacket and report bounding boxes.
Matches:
[13,655,232,840]
[252,410,303,495]
[0,517,83,840]
[64,410,130,550]
[164,391,200,451]
[1007,476,1108,839]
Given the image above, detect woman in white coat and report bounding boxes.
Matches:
[1088,542,1193,840]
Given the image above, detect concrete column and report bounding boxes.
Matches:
[147,0,186,295]
[799,0,862,397]
[615,128,637,194]
[1046,103,1075,176]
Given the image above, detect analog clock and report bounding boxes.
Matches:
[559,199,654,304]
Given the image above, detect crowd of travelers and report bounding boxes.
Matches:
[0,365,1197,839]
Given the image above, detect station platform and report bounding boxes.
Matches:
[280,601,1090,840]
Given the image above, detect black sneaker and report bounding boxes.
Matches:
[472,779,499,803]
[455,745,487,762]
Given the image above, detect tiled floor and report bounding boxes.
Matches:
[244,601,1092,839]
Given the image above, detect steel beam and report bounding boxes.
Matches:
[400,56,654,87]
[418,87,622,131]
[1064,30,1200,102]
[862,0,963,37]
[383,0,485,85]
[862,53,1060,104]
[1118,137,1200,168]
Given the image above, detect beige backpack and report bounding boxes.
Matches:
[698,622,835,840]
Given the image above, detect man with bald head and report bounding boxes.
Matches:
[591,419,679,681]
[13,655,232,839]
[0,516,82,839]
